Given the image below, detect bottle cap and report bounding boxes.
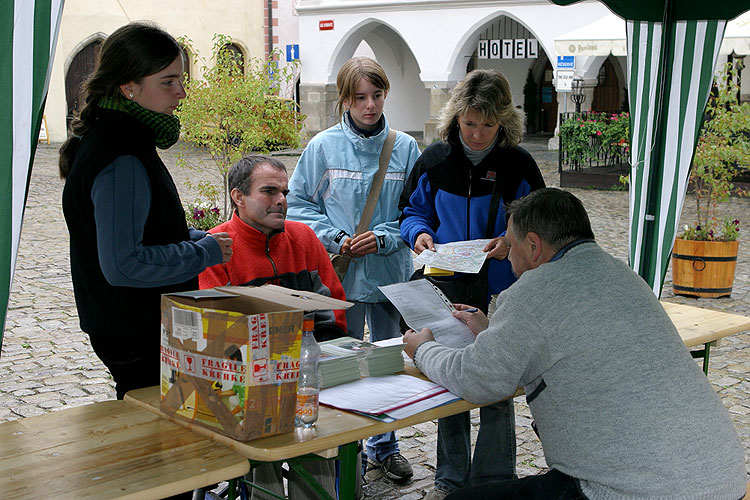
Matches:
[303,318,315,333]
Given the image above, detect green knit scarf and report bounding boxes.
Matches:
[99,95,181,149]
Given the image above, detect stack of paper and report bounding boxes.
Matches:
[318,337,405,383]
[318,341,362,389]
[319,374,459,422]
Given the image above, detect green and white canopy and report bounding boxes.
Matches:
[553,0,748,296]
[0,0,64,351]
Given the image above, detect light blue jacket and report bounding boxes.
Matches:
[287,115,420,302]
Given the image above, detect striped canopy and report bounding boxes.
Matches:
[0,0,64,351]
[553,0,747,296]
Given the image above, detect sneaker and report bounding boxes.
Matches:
[423,487,451,500]
[370,452,414,482]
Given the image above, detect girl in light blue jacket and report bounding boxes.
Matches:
[287,56,420,482]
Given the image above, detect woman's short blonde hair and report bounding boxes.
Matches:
[335,57,390,119]
[437,69,524,148]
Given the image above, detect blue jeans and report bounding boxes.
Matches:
[435,399,516,492]
[346,301,401,463]
[444,469,588,500]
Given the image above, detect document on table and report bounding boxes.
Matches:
[414,239,492,274]
[379,280,476,348]
[319,374,459,421]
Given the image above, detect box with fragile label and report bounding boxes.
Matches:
[160,284,351,441]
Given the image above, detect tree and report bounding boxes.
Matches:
[684,60,750,240]
[176,34,304,220]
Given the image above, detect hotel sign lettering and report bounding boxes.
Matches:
[478,39,538,59]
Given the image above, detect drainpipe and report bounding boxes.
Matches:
[268,0,273,59]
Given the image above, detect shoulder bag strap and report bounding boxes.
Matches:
[354,129,397,235]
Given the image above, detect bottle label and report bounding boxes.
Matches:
[295,389,319,427]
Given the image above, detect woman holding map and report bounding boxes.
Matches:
[398,69,544,500]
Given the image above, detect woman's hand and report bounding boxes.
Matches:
[349,231,378,257]
[484,236,509,261]
[452,303,488,335]
[414,233,435,255]
[210,232,233,263]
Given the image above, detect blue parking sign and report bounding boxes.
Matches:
[557,56,574,69]
[286,44,299,62]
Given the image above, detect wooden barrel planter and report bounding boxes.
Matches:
[671,238,739,298]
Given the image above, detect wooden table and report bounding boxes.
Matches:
[662,301,750,373]
[126,384,477,500]
[121,301,750,499]
[0,399,250,499]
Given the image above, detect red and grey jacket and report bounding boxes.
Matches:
[199,213,347,341]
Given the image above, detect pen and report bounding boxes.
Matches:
[462,308,478,313]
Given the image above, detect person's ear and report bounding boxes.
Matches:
[230,188,246,208]
[526,232,545,263]
[119,82,135,100]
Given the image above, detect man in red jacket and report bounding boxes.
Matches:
[200,154,345,499]
[200,154,347,339]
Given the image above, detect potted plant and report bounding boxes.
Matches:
[672,61,750,298]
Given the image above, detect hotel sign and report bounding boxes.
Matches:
[478,39,538,59]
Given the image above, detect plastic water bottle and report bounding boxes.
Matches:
[295,318,320,428]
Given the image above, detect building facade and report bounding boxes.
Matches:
[43,0,268,143]
[294,0,749,143]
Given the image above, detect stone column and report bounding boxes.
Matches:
[299,83,339,139]
[422,82,454,145]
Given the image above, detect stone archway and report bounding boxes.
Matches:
[302,20,428,136]
[64,38,102,132]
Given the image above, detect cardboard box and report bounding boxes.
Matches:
[160,284,350,441]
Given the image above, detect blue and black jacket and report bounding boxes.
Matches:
[398,126,545,297]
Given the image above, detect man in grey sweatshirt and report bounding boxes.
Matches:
[404,188,746,500]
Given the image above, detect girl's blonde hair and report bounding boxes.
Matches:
[335,57,390,119]
[437,69,524,148]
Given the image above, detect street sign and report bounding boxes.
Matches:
[557,56,575,69]
[319,20,334,30]
[286,44,299,62]
[557,70,575,92]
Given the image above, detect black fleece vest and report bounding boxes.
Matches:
[62,110,196,338]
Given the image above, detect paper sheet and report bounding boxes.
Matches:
[379,280,477,348]
[414,239,492,274]
[319,374,458,419]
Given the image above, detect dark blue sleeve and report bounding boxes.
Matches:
[91,155,222,288]
[400,172,438,248]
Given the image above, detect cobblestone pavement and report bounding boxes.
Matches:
[1,139,749,499]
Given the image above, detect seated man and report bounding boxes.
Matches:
[200,154,346,500]
[200,154,347,341]
[404,188,746,500]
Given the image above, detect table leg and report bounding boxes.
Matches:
[337,442,359,500]
[690,342,712,375]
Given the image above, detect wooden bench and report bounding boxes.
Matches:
[0,399,249,499]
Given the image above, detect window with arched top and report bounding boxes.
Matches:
[220,43,245,74]
[65,39,103,132]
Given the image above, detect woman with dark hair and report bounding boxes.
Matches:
[60,22,232,400]
[399,69,545,499]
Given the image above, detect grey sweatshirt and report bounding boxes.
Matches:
[415,242,746,500]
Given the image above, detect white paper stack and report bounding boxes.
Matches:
[318,340,362,389]
[318,337,405,384]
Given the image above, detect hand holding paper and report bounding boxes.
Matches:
[379,280,476,348]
